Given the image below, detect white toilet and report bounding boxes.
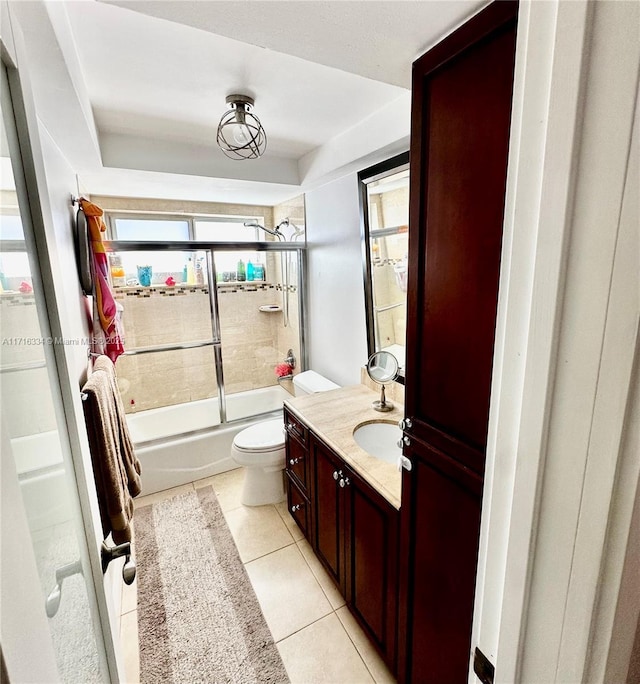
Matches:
[231,370,339,506]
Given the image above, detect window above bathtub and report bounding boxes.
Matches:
[107,214,265,242]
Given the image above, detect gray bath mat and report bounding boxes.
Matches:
[135,487,289,683]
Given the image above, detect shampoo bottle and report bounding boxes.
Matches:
[236,259,246,282]
[246,261,254,281]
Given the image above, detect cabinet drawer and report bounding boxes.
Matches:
[285,434,307,491]
[286,473,310,539]
[284,407,308,447]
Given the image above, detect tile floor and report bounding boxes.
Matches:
[120,469,396,684]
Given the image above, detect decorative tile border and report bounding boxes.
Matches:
[114,282,283,299]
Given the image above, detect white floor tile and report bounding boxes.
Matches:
[245,544,333,642]
[297,539,345,610]
[193,467,244,512]
[277,613,375,684]
[120,610,140,684]
[133,482,194,509]
[275,500,305,542]
[336,606,396,684]
[224,504,295,562]
[121,574,137,615]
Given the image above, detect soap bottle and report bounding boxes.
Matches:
[254,262,264,281]
[236,259,246,282]
[186,258,196,285]
[246,261,254,281]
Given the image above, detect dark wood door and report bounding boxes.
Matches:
[405,0,518,473]
[310,436,345,589]
[344,467,399,672]
[399,2,518,682]
[399,438,483,684]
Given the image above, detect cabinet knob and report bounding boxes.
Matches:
[289,457,301,466]
[333,470,341,481]
[397,435,411,449]
[290,503,302,513]
[339,477,351,488]
[399,417,413,431]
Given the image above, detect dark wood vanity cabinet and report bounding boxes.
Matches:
[283,413,399,672]
[310,434,399,671]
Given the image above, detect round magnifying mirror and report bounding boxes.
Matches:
[366,351,398,412]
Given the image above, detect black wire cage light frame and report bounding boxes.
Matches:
[216,94,267,160]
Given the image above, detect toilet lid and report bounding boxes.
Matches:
[233,419,285,452]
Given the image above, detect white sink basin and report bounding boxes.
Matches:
[353,422,402,465]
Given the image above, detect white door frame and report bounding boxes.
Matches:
[472,1,640,681]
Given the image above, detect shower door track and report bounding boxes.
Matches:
[105,240,306,426]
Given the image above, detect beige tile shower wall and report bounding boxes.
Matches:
[89,196,276,232]
[273,194,305,232]
[117,288,212,348]
[218,285,286,394]
[276,288,300,374]
[114,284,291,411]
[117,345,217,413]
[268,194,304,375]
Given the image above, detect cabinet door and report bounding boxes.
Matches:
[285,432,308,492]
[344,468,399,671]
[405,0,518,473]
[285,473,310,539]
[310,436,345,590]
[399,438,483,684]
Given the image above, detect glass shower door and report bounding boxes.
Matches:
[0,64,108,682]
[214,248,301,422]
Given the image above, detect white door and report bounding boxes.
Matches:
[0,63,118,682]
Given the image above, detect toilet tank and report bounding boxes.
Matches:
[292,370,339,396]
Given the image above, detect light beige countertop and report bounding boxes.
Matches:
[284,384,404,510]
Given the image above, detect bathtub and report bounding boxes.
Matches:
[11,430,72,531]
[127,385,292,495]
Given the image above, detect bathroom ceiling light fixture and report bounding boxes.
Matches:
[216,94,267,160]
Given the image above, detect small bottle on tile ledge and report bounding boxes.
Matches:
[246,261,254,281]
[236,259,246,282]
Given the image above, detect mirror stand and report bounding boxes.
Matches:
[372,384,393,412]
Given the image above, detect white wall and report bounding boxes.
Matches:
[305,173,368,386]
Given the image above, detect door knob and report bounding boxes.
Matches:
[122,556,136,586]
[398,455,413,472]
[101,541,131,573]
[101,540,137,585]
[45,559,83,618]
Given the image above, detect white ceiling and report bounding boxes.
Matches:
[6,0,487,204]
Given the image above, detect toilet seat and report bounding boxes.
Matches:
[232,419,285,454]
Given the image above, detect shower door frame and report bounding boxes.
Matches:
[105,239,307,426]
